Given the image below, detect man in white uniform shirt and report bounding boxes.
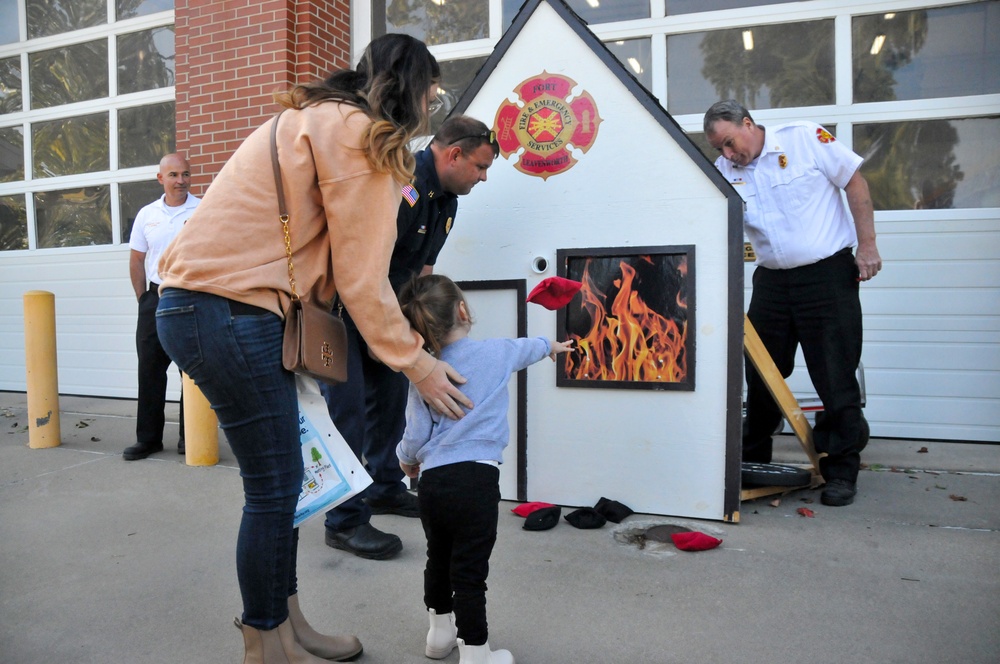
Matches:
[704,100,882,506]
[124,153,200,460]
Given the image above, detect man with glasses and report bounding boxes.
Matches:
[322,114,499,560]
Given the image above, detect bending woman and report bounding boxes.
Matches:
[156,34,472,663]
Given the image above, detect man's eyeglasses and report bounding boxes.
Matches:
[448,130,497,146]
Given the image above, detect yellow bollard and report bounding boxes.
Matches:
[182,373,219,466]
[23,290,61,448]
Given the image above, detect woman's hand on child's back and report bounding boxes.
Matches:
[549,339,575,361]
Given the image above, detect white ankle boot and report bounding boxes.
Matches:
[457,638,514,664]
[425,608,458,659]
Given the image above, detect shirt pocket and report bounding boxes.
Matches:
[768,165,810,214]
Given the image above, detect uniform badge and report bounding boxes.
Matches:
[445,217,453,234]
[417,224,427,235]
[778,154,788,169]
[816,128,835,144]
[402,184,419,207]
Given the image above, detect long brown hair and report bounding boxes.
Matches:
[275,34,440,183]
[398,275,469,357]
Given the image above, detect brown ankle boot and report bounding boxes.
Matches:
[287,594,363,661]
[240,618,333,664]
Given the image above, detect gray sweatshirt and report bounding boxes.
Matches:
[396,336,552,473]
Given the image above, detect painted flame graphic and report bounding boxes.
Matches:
[565,257,688,383]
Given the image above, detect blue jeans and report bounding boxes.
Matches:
[156,288,301,629]
[321,315,410,532]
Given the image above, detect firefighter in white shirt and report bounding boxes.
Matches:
[704,100,882,507]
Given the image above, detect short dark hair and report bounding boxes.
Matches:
[433,115,500,157]
[703,100,754,135]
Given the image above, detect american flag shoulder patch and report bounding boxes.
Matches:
[402,184,419,207]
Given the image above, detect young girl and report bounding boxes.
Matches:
[396,275,573,664]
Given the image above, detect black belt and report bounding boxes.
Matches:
[227,299,272,316]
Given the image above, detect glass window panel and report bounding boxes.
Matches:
[29,40,109,109]
[26,0,106,40]
[383,0,488,46]
[119,179,162,242]
[118,102,175,169]
[430,56,487,135]
[605,38,652,93]
[32,112,109,178]
[855,117,1000,210]
[0,125,23,181]
[34,185,112,248]
[666,20,834,116]
[0,194,27,251]
[853,3,1000,103]
[0,0,19,45]
[504,0,649,28]
[0,57,21,115]
[118,26,176,94]
[666,0,802,15]
[117,0,173,20]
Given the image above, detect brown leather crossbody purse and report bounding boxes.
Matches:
[271,111,348,384]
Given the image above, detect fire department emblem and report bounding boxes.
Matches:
[816,127,835,144]
[493,72,601,180]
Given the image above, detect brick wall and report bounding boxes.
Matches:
[174,0,351,195]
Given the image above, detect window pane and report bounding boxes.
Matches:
[0,0,19,45]
[666,0,802,15]
[34,185,112,248]
[118,102,175,168]
[0,125,23,181]
[431,56,487,135]
[32,112,109,178]
[117,0,173,20]
[666,20,834,116]
[504,0,649,28]
[29,40,109,109]
[26,0,106,40]
[605,38,652,93]
[855,117,1000,210]
[384,0,488,46]
[118,26,175,95]
[0,57,21,114]
[0,194,27,251]
[853,3,1000,103]
[119,179,162,242]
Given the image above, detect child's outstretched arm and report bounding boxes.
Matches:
[549,338,575,362]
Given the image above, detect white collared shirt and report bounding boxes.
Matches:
[714,121,863,270]
[128,193,201,284]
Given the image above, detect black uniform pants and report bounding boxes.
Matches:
[136,283,183,444]
[743,249,864,483]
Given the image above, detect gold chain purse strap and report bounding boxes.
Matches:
[270,110,299,302]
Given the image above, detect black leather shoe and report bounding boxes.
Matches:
[364,491,420,517]
[821,479,857,506]
[178,438,185,455]
[123,441,164,460]
[325,523,402,560]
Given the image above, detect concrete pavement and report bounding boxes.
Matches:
[1,392,998,663]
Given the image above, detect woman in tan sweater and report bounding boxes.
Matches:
[156,34,472,663]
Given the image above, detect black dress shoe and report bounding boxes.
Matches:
[821,479,857,506]
[325,523,402,560]
[123,441,164,461]
[364,491,420,517]
[178,439,185,455]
